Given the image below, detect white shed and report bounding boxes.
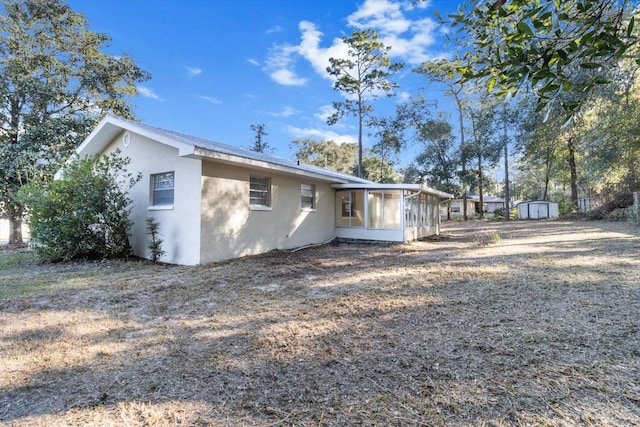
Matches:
[517,201,559,220]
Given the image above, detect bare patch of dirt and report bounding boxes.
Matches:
[1,220,639,426]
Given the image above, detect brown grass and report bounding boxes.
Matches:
[1,219,640,426]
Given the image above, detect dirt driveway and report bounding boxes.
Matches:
[1,219,639,426]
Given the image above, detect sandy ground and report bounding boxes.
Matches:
[1,219,639,426]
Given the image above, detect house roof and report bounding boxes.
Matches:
[76,115,373,185]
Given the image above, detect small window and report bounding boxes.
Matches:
[151,171,174,207]
[301,184,315,210]
[342,194,354,217]
[250,175,271,207]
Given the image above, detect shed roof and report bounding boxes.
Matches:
[76,115,373,185]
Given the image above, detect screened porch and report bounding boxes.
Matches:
[332,184,453,242]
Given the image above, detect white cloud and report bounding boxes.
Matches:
[270,68,307,86]
[271,105,298,118]
[248,58,260,66]
[265,21,346,86]
[198,95,222,104]
[265,0,443,86]
[296,21,347,79]
[285,125,357,145]
[347,0,442,64]
[347,0,411,34]
[187,66,202,77]
[138,86,160,99]
[266,25,283,35]
[266,43,306,86]
[314,104,335,122]
[263,0,447,93]
[397,91,411,102]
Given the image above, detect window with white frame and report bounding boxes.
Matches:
[250,175,271,207]
[301,183,315,210]
[150,171,174,207]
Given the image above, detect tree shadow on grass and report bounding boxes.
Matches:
[1,219,640,425]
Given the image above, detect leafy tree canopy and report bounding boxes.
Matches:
[446,0,639,113]
[290,138,357,174]
[0,0,150,242]
[327,29,404,178]
[248,124,273,154]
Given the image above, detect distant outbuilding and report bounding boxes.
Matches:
[517,201,559,220]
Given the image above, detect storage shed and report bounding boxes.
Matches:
[517,201,559,220]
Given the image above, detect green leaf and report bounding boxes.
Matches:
[487,76,497,92]
[517,21,534,36]
[628,16,635,37]
[557,49,568,61]
[539,83,561,93]
[579,62,602,69]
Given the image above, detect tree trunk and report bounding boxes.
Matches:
[7,203,23,244]
[478,155,484,219]
[8,99,24,244]
[357,94,364,178]
[454,92,468,221]
[504,141,510,220]
[567,136,579,209]
[9,217,23,244]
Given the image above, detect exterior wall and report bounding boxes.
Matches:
[104,131,202,265]
[200,161,336,263]
[405,225,439,241]
[485,201,505,213]
[450,199,477,216]
[336,227,405,242]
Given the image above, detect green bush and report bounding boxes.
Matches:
[19,150,141,262]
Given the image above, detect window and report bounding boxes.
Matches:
[301,183,315,210]
[336,191,364,227]
[367,190,401,229]
[151,172,174,207]
[250,175,271,207]
[342,193,354,217]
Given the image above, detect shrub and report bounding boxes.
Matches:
[146,217,166,263]
[19,150,141,262]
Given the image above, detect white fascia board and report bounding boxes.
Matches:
[77,116,196,158]
[192,147,357,184]
[331,183,453,198]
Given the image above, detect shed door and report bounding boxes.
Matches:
[538,203,549,219]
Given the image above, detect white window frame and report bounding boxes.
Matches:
[250,175,272,210]
[301,183,316,211]
[150,171,175,210]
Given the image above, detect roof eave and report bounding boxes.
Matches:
[76,115,196,158]
[193,147,361,184]
[331,183,453,198]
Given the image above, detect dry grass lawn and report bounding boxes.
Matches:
[1,219,639,426]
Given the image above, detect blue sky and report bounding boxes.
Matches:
[68,0,461,167]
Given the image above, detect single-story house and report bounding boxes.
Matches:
[482,196,506,213]
[74,116,452,265]
[517,201,559,220]
[449,198,478,217]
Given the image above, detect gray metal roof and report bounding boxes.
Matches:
[94,115,372,185]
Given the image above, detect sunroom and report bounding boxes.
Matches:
[332,184,453,242]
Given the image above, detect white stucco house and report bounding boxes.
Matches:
[74,116,452,265]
